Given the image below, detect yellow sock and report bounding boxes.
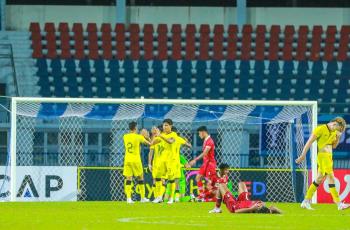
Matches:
[152,185,157,198]
[169,181,176,199]
[125,181,132,199]
[138,181,145,199]
[329,184,340,203]
[305,182,319,200]
[160,183,166,197]
[155,180,162,198]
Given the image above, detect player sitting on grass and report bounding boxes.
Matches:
[123,121,151,204]
[209,181,282,214]
[193,163,230,202]
[296,117,350,210]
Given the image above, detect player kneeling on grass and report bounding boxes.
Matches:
[296,117,349,210]
[123,121,151,204]
[209,181,282,214]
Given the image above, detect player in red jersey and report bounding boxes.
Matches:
[197,163,230,202]
[209,181,282,214]
[189,126,217,199]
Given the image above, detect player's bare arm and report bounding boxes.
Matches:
[190,146,211,166]
[295,134,317,164]
[148,148,154,171]
[332,131,342,149]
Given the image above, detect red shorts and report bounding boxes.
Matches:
[223,191,237,213]
[198,161,216,178]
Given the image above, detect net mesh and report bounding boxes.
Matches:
[11,101,314,202]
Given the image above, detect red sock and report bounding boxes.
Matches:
[215,198,222,208]
[197,180,204,198]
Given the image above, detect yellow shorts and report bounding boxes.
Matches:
[317,152,333,176]
[153,159,167,179]
[123,161,143,177]
[166,161,181,180]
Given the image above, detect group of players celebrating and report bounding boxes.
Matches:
[123,118,281,214]
[123,116,349,214]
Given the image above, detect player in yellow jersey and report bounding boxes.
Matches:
[151,119,178,204]
[171,126,191,202]
[148,126,166,202]
[296,117,349,210]
[123,121,151,204]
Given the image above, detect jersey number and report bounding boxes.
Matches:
[127,143,133,153]
[157,145,164,155]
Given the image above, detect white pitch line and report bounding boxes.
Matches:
[117,216,207,227]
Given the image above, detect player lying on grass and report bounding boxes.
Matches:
[209,181,282,214]
[296,117,350,210]
[123,121,151,204]
[188,126,217,200]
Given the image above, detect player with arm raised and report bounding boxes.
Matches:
[189,126,216,200]
[296,117,349,210]
[148,126,165,202]
[123,121,151,204]
[151,119,178,204]
[170,126,191,202]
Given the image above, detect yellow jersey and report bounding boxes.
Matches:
[150,136,164,163]
[313,124,337,151]
[171,135,187,162]
[160,131,177,158]
[123,132,147,162]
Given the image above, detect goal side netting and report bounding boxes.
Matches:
[6,98,316,202]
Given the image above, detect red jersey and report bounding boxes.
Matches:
[203,136,215,163]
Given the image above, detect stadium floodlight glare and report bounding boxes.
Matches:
[9,97,317,203]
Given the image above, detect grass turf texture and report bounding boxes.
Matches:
[1,202,349,230]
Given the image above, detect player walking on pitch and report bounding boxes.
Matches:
[123,121,151,204]
[296,117,350,210]
[189,126,217,200]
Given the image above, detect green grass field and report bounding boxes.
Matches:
[0,202,349,230]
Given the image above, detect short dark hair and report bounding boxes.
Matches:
[129,121,137,130]
[163,118,173,126]
[197,126,208,132]
[219,163,229,170]
[254,206,271,214]
[172,126,177,133]
[157,125,163,132]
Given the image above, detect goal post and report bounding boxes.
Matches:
[8,97,317,202]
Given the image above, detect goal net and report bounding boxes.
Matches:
[7,98,317,202]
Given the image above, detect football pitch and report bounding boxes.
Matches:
[0,202,349,230]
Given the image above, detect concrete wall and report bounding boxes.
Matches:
[5,5,350,31]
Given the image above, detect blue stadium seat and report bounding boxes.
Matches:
[195,61,207,99]
[180,61,192,98]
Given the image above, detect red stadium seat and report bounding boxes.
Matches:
[337,26,350,61]
[310,26,323,61]
[157,24,168,60]
[269,25,280,60]
[226,25,238,60]
[241,25,252,60]
[255,25,266,60]
[171,24,182,60]
[29,22,40,32]
[87,23,97,33]
[199,24,210,60]
[101,23,112,33]
[213,24,224,60]
[72,23,83,34]
[129,24,140,59]
[102,42,112,60]
[296,25,309,60]
[44,23,55,33]
[58,23,69,32]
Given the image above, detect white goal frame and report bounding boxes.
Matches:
[9,97,318,203]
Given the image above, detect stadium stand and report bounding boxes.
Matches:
[30,23,350,114]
